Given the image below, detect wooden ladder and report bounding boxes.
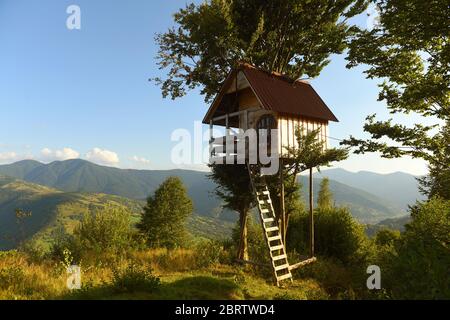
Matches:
[247,163,293,286]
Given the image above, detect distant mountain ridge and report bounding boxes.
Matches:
[0,160,409,224]
[319,168,424,210]
[0,159,223,218]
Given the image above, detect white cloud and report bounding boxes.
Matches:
[129,155,151,169]
[40,147,80,162]
[0,151,18,163]
[85,148,120,166]
[131,156,150,164]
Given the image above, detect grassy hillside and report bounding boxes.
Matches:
[0,160,404,224]
[0,176,232,250]
[0,249,353,300]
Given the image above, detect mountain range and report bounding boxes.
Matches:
[0,159,421,249]
[0,159,419,222]
[318,168,425,210]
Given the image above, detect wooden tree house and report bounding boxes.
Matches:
[203,63,338,286]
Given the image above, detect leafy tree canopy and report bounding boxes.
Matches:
[342,0,449,198]
[154,0,369,102]
[138,177,193,248]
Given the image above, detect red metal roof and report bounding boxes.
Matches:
[242,66,338,122]
[203,64,338,124]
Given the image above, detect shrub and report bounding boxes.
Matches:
[111,263,160,293]
[0,266,26,290]
[374,228,401,247]
[193,239,223,268]
[50,233,83,264]
[380,197,450,299]
[75,205,136,253]
[287,207,371,264]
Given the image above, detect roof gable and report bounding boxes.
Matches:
[203,64,338,123]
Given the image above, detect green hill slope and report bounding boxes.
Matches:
[0,176,232,250]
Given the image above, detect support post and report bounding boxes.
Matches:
[280,159,286,246]
[309,167,314,258]
[209,120,213,158]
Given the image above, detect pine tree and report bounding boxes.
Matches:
[138,177,193,248]
[317,178,333,209]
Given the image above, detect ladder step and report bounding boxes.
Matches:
[277,273,293,281]
[257,191,270,196]
[275,264,290,271]
[270,245,284,251]
[263,217,275,223]
[273,254,287,261]
[259,199,272,204]
[266,226,279,232]
[260,209,270,214]
[268,235,281,242]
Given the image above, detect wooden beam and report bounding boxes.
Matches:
[289,257,317,271]
[280,159,286,246]
[209,120,214,157]
[211,107,259,122]
[309,167,314,258]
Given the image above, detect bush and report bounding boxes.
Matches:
[193,239,224,268]
[75,206,136,253]
[374,228,401,247]
[0,266,26,290]
[287,207,371,264]
[50,206,137,263]
[50,233,83,265]
[380,198,450,299]
[111,263,160,293]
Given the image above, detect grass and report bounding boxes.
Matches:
[0,248,333,300]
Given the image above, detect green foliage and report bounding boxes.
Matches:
[154,0,368,102]
[75,206,136,253]
[50,206,136,263]
[111,263,161,294]
[0,266,26,291]
[317,178,333,209]
[288,207,371,264]
[209,164,254,260]
[285,126,349,174]
[138,177,193,248]
[209,164,253,215]
[231,216,269,264]
[374,228,400,247]
[343,0,450,199]
[379,198,450,299]
[193,239,224,268]
[265,166,305,221]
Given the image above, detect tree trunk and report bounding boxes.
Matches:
[309,167,314,258]
[237,210,249,261]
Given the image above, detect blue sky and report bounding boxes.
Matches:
[0,0,429,175]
